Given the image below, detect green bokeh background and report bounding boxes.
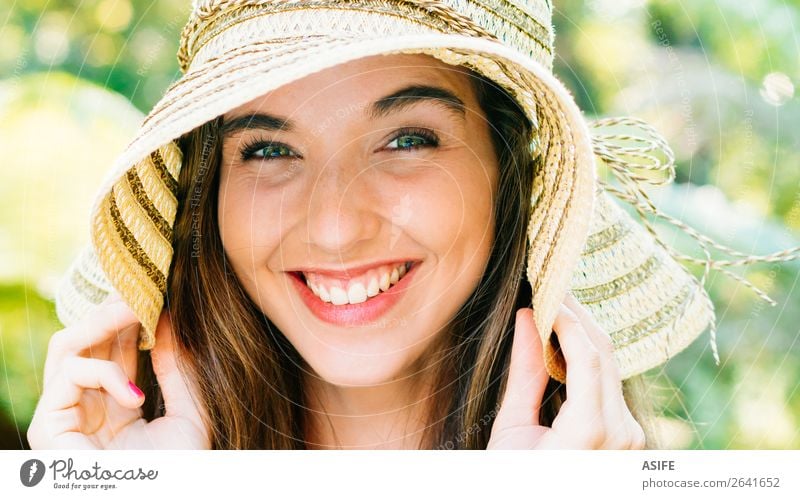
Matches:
[0,0,798,449]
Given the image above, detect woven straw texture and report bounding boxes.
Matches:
[53,0,784,384]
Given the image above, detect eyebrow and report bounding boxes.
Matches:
[370,84,466,121]
[220,84,466,137]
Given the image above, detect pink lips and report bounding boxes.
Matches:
[288,263,419,327]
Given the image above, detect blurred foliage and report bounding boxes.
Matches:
[0,284,59,449]
[0,0,798,449]
[0,0,187,113]
[0,70,143,449]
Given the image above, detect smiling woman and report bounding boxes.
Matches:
[31,0,794,451]
[171,54,530,448]
[152,50,657,449]
[219,57,498,368]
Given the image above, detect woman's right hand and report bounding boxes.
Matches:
[27,293,211,449]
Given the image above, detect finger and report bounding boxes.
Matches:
[44,298,140,386]
[564,293,619,388]
[494,308,550,429]
[564,294,632,448]
[553,302,603,412]
[39,432,98,450]
[150,311,209,433]
[83,293,124,360]
[548,302,607,446]
[78,292,126,360]
[35,407,84,436]
[27,410,95,450]
[39,357,144,413]
[565,294,646,449]
[108,322,142,386]
[28,407,81,447]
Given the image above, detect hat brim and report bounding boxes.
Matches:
[55,32,713,382]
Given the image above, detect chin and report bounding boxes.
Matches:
[305,349,419,388]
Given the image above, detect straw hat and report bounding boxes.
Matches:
[54,0,798,383]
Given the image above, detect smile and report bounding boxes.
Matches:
[287,261,420,326]
[302,261,411,304]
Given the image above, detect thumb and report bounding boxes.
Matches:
[150,311,207,425]
[494,307,550,429]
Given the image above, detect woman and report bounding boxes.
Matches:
[29,51,649,449]
[32,0,778,449]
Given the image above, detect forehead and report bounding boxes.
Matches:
[223,53,479,118]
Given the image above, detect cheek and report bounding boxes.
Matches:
[403,159,496,260]
[217,178,284,274]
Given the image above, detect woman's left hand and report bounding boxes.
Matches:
[487,293,647,449]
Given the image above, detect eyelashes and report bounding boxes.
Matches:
[237,126,440,162]
[384,127,439,151]
[239,136,297,162]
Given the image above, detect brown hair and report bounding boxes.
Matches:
[136,67,660,449]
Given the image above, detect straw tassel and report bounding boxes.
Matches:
[589,117,800,366]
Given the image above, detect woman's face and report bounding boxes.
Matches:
[218,53,498,386]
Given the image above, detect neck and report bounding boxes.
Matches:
[303,374,434,450]
[302,330,453,450]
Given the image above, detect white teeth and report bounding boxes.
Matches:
[318,284,330,302]
[367,277,380,297]
[379,271,391,291]
[303,262,415,305]
[329,286,349,305]
[347,282,367,304]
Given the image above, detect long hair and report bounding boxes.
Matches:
[136,68,660,449]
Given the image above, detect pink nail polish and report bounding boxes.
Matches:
[128,381,144,398]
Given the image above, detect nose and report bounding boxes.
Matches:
[302,158,382,256]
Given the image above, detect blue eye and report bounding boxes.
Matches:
[385,128,439,151]
[241,140,297,161]
[258,144,293,158]
[238,127,439,162]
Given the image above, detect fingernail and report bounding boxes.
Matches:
[128,381,144,399]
